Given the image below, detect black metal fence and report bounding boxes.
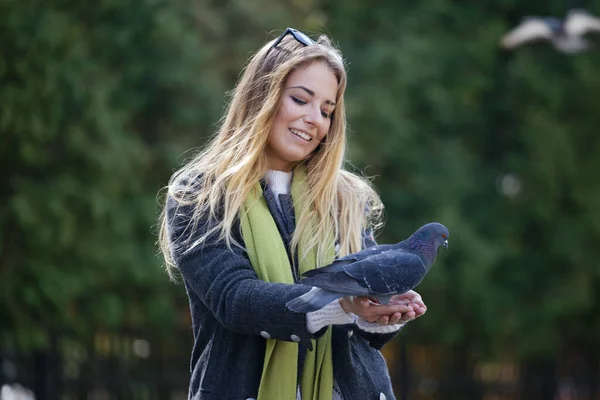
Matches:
[2,332,600,400]
[1,332,190,400]
[384,341,600,400]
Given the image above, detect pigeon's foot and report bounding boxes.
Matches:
[368,296,415,306]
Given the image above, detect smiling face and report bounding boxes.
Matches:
[265,61,339,172]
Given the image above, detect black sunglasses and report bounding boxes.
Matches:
[267,27,315,54]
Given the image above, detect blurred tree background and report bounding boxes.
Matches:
[2,0,600,398]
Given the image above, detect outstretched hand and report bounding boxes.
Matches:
[339,290,427,326]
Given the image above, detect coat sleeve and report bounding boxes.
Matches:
[353,226,404,350]
[167,196,324,348]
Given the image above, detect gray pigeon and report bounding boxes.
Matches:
[500,9,600,54]
[286,222,449,313]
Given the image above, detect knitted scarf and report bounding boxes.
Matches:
[240,168,336,400]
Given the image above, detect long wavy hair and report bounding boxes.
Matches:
[158,31,383,280]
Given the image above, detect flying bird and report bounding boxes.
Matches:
[286,222,449,313]
[500,9,600,53]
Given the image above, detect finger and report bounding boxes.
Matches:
[369,305,412,318]
[389,304,413,315]
[410,291,422,302]
[415,305,426,313]
[355,302,413,321]
[414,306,427,317]
[388,299,410,306]
[403,310,416,321]
[390,293,410,302]
[397,290,418,299]
[354,296,371,307]
[379,315,389,325]
[412,299,425,308]
[389,312,403,324]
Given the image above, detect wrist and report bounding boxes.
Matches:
[355,316,406,333]
[338,297,350,313]
[306,300,356,333]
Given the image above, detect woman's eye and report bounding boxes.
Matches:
[291,96,331,118]
[291,96,306,105]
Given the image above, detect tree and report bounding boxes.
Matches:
[325,0,600,362]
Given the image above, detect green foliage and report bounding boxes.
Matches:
[2,0,600,362]
[0,0,325,349]
[0,0,208,347]
[327,0,600,358]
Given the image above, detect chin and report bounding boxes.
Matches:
[285,151,312,164]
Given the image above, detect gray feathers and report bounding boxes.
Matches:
[286,222,449,313]
[285,287,343,313]
[500,9,600,54]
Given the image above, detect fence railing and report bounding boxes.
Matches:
[2,332,599,400]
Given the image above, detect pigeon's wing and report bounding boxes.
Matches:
[301,261,348,278]
[565,9,600,36]
[343,252,427,295]
[335,243,398,262]
[299,271,371,296]
[301,242,401,278]
[500,18,554,49]
[553,35,590,53]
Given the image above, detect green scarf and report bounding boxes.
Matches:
[240,168,336,400]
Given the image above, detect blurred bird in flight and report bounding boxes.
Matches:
[500,9,600,53]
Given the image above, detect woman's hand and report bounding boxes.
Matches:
[339,290,427,326]
[388,290,427,324]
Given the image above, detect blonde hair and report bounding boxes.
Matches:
[158,31,383,280]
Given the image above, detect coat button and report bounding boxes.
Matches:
[290,334,301,342]
[379,393,387,400]
[348,330,354,338]
[260,331,271,339]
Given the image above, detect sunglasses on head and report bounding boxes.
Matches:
[267,27,315,54]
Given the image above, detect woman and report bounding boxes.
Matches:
[158,28,427,400]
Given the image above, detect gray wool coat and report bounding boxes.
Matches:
[166,181,401,400]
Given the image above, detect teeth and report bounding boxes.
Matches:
[290,128,311,141]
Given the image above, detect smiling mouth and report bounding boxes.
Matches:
[289,128,311,141]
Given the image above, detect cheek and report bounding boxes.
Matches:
[278,98,300,120]
[318,121,331,141]
[271,104,289,130]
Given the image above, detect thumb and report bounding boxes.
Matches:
[356,297,370,307]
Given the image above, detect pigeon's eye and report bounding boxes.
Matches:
[441,234,447,239]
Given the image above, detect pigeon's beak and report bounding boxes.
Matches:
[443,239,448,249]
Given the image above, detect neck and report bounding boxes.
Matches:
[408,235,436,266]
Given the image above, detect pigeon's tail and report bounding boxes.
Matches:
[286,287,342,313]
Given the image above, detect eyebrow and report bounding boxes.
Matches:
[287,85,336,106]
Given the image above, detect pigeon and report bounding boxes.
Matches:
[286,222,449,313]
[500,9,600,54]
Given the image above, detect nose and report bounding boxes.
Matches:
[303,104,323,126]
